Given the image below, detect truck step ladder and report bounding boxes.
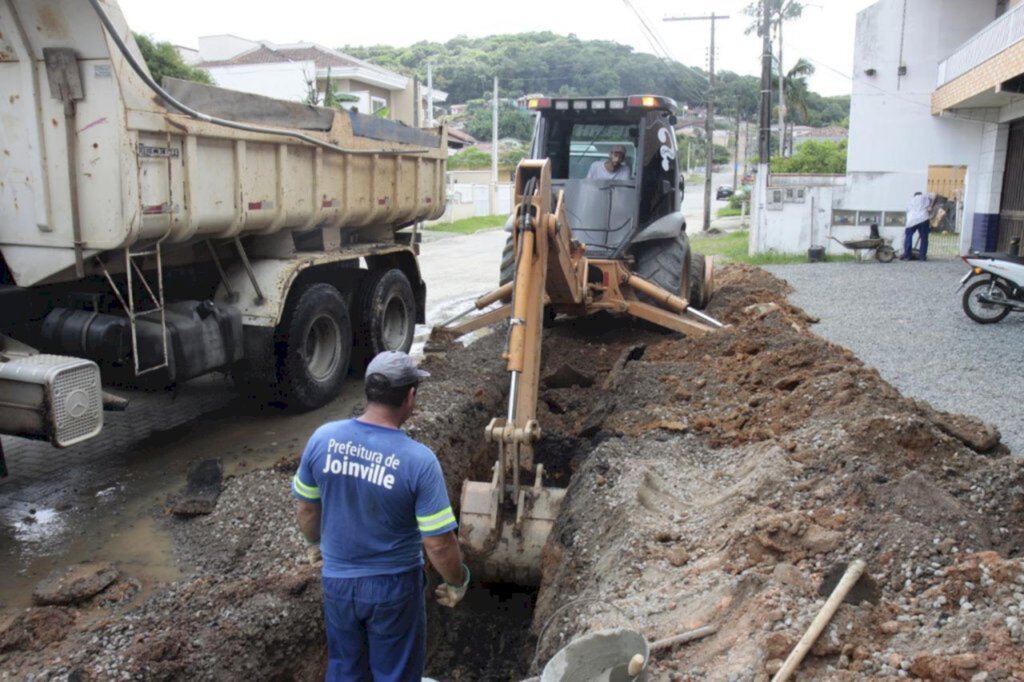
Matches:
[95,243,170,376]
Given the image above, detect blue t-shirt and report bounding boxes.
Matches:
[291,419,457,578]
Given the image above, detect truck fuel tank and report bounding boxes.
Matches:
[41,301,244,384]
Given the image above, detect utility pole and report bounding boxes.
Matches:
[778,16,785,157]
[757,0,773,255]
[759,1,772,167]
[665,13,729,232]
[733,108,741,191]
[491,76,499,215]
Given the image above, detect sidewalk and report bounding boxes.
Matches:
[709,215,747,232]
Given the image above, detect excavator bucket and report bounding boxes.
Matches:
[459,464,566,586]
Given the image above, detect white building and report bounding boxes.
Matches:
[183,35,446,127]
[753,0,1024,256]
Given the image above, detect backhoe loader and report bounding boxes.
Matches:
[436,95,722,585]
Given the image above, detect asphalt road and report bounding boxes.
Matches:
[764,260,1023,456]
[0,229,507,607]
[683,171,738,229]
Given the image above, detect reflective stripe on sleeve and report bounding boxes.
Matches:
[417,506,456,532]
[292,473,320,500]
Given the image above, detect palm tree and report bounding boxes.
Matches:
[782,58,814,155]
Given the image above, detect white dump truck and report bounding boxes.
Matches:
[0,0,446,467]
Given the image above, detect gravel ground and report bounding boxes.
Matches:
[764,260,1023,456]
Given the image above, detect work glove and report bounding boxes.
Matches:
[434,564,470,608]
[305,541,323,567]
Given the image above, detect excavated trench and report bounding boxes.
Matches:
[422,432,598,679]
[414,317,661,679]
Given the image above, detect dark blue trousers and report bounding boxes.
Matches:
[902,220,930,260]
[322,569,425,682]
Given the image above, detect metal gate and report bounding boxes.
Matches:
[924,165,965,259]
[998,119,1024,252]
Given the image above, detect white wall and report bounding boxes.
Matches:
[198,35,259,62]
[208,61,314,103]
[844,0,999,251]
[177,46,200,66]
[755,176,851,254]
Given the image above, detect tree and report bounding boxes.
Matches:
[781,58,815,124]
[463,100,533,142]
[134,33,212,85]
[340,31,841,126]
[344,33,709,110]
[743,0,804,37]
[677,134,730,168]
[307,67,361,109]
[771,139,846,174]
[499,142,528,169]
[447,147,492,169]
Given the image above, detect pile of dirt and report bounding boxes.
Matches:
[4,263,1022,681]
[528,265,1024,680]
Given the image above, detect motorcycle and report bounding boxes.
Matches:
[958,251,1024,324]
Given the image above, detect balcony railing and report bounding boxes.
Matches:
[938,2,1024,86]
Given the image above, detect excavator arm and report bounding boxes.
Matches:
[458,161,577,586]
[440,160,723,585]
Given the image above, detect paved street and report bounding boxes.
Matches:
[0,229,506,607]
[765,260,1023,456]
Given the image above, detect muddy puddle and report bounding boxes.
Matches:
[0,379,364,610]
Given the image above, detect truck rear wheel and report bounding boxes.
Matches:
[275,283,351,411]
[354,268,416,370]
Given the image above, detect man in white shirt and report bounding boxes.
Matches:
[901,191,935,261]
[586,144,631,181]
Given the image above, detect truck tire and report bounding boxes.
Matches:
[632,230,689,303]
[274,282,352,411]
[353,268,416,370]
[688,252,707,310]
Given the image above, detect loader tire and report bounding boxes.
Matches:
[274,283,352,411]
[498,233,554,325]
[353,268,416,372]
[632,230,689,304]
[688,252,707,310]
[499,235,516,294]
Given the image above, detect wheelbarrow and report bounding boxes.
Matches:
[828,223,895,263]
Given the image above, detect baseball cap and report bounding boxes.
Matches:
[365,351,430,387]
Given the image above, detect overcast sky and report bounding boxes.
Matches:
[116,0,878,98]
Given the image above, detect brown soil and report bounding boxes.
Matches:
[528,265,1024,680]
[3,264,1023,681]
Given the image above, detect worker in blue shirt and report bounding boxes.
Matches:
[293,351,470,682]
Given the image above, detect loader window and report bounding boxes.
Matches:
[563,125,636,180]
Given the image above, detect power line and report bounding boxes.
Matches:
[620,0,705,97]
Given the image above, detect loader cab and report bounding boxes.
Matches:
[526,95,681,258]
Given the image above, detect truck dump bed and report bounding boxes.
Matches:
[0,0,446,288]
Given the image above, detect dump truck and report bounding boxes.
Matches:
[436,95,721,584]
[0,0,446,469]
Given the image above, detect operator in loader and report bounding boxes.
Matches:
[292,351,470,681]
[586,143,631,180]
